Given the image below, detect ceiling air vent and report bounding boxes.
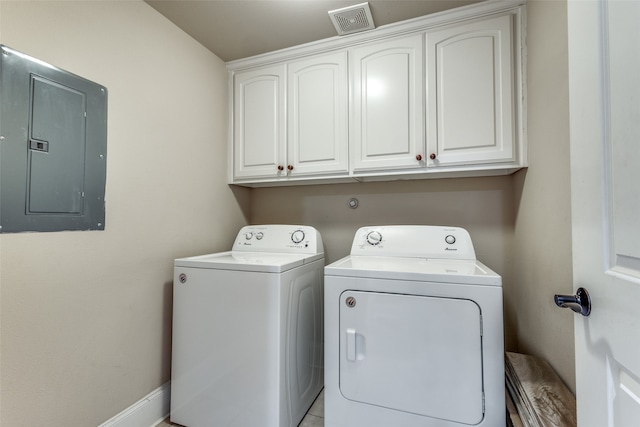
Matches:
[328,2,375,36]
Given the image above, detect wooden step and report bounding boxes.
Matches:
[505,352,577,427]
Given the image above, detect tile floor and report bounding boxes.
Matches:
[157,390,325,427]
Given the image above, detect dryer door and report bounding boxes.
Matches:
[339,290,484,425]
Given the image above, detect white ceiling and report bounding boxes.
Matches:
[145,0,483,62]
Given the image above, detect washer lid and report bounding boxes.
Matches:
[175,251,323,273]
[324,256,501,286]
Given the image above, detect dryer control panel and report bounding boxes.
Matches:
[233,224,323,254]
[351,225,476,260]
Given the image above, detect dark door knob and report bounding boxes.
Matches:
[554,287,591,316]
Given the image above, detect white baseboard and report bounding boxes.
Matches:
[98,382,171,427]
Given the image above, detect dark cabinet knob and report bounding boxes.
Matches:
[429,153,437,160]
[277,165,284,171]
[287,165,294,171]
[416,154,423,161]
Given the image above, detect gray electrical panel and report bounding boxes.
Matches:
[0,45,107,232]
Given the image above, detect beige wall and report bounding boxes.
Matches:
[0,1,250,425]
[512,0,575,392]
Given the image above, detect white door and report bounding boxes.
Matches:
[233,64,286,179]
[339,291,483,424]
[350,34,425,172]
[425,13,515,166]
[287,51,349,176]
[567,1,640,426]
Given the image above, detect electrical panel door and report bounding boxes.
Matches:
[0,45,107,232]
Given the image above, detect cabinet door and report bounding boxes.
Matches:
[233,64,286,179]
[288,52,349,176]
[350,34,425,172]
[426,14,515,166]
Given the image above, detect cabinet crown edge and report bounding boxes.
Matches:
[226,0,526,71]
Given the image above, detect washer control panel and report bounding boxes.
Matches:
[352,225,476,260]
[234,224,323,254]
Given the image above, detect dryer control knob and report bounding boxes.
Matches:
[445,235,456,244]
[245,232,253,240]
[366,231,383,245]
[291,230,305,244]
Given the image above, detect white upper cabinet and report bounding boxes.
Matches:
[227,1,526,186]
[287,51,349,176]
[426,14,518,167]
[231,53,349,183]
[350,34,425,173]
[232,64,286,179]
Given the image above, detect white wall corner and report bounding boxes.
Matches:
[98,382,171,427]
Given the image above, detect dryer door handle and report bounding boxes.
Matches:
[346,329,357,361]
[346,329,366,361]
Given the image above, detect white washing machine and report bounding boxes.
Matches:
[171,225,324,427]
[324,225,505,427]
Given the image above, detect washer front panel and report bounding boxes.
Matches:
[171,259,325,427]
[339,291,483,424]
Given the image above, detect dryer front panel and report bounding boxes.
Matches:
[339,291,483,424]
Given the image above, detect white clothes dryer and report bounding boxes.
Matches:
[324,225,505,427]
[171,225,324,427]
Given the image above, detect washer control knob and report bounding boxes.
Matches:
[445,235,456,245]
[366,231,383,245]
[255,232,264,240]
[245,232,253,240]
[291,230,305,244]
